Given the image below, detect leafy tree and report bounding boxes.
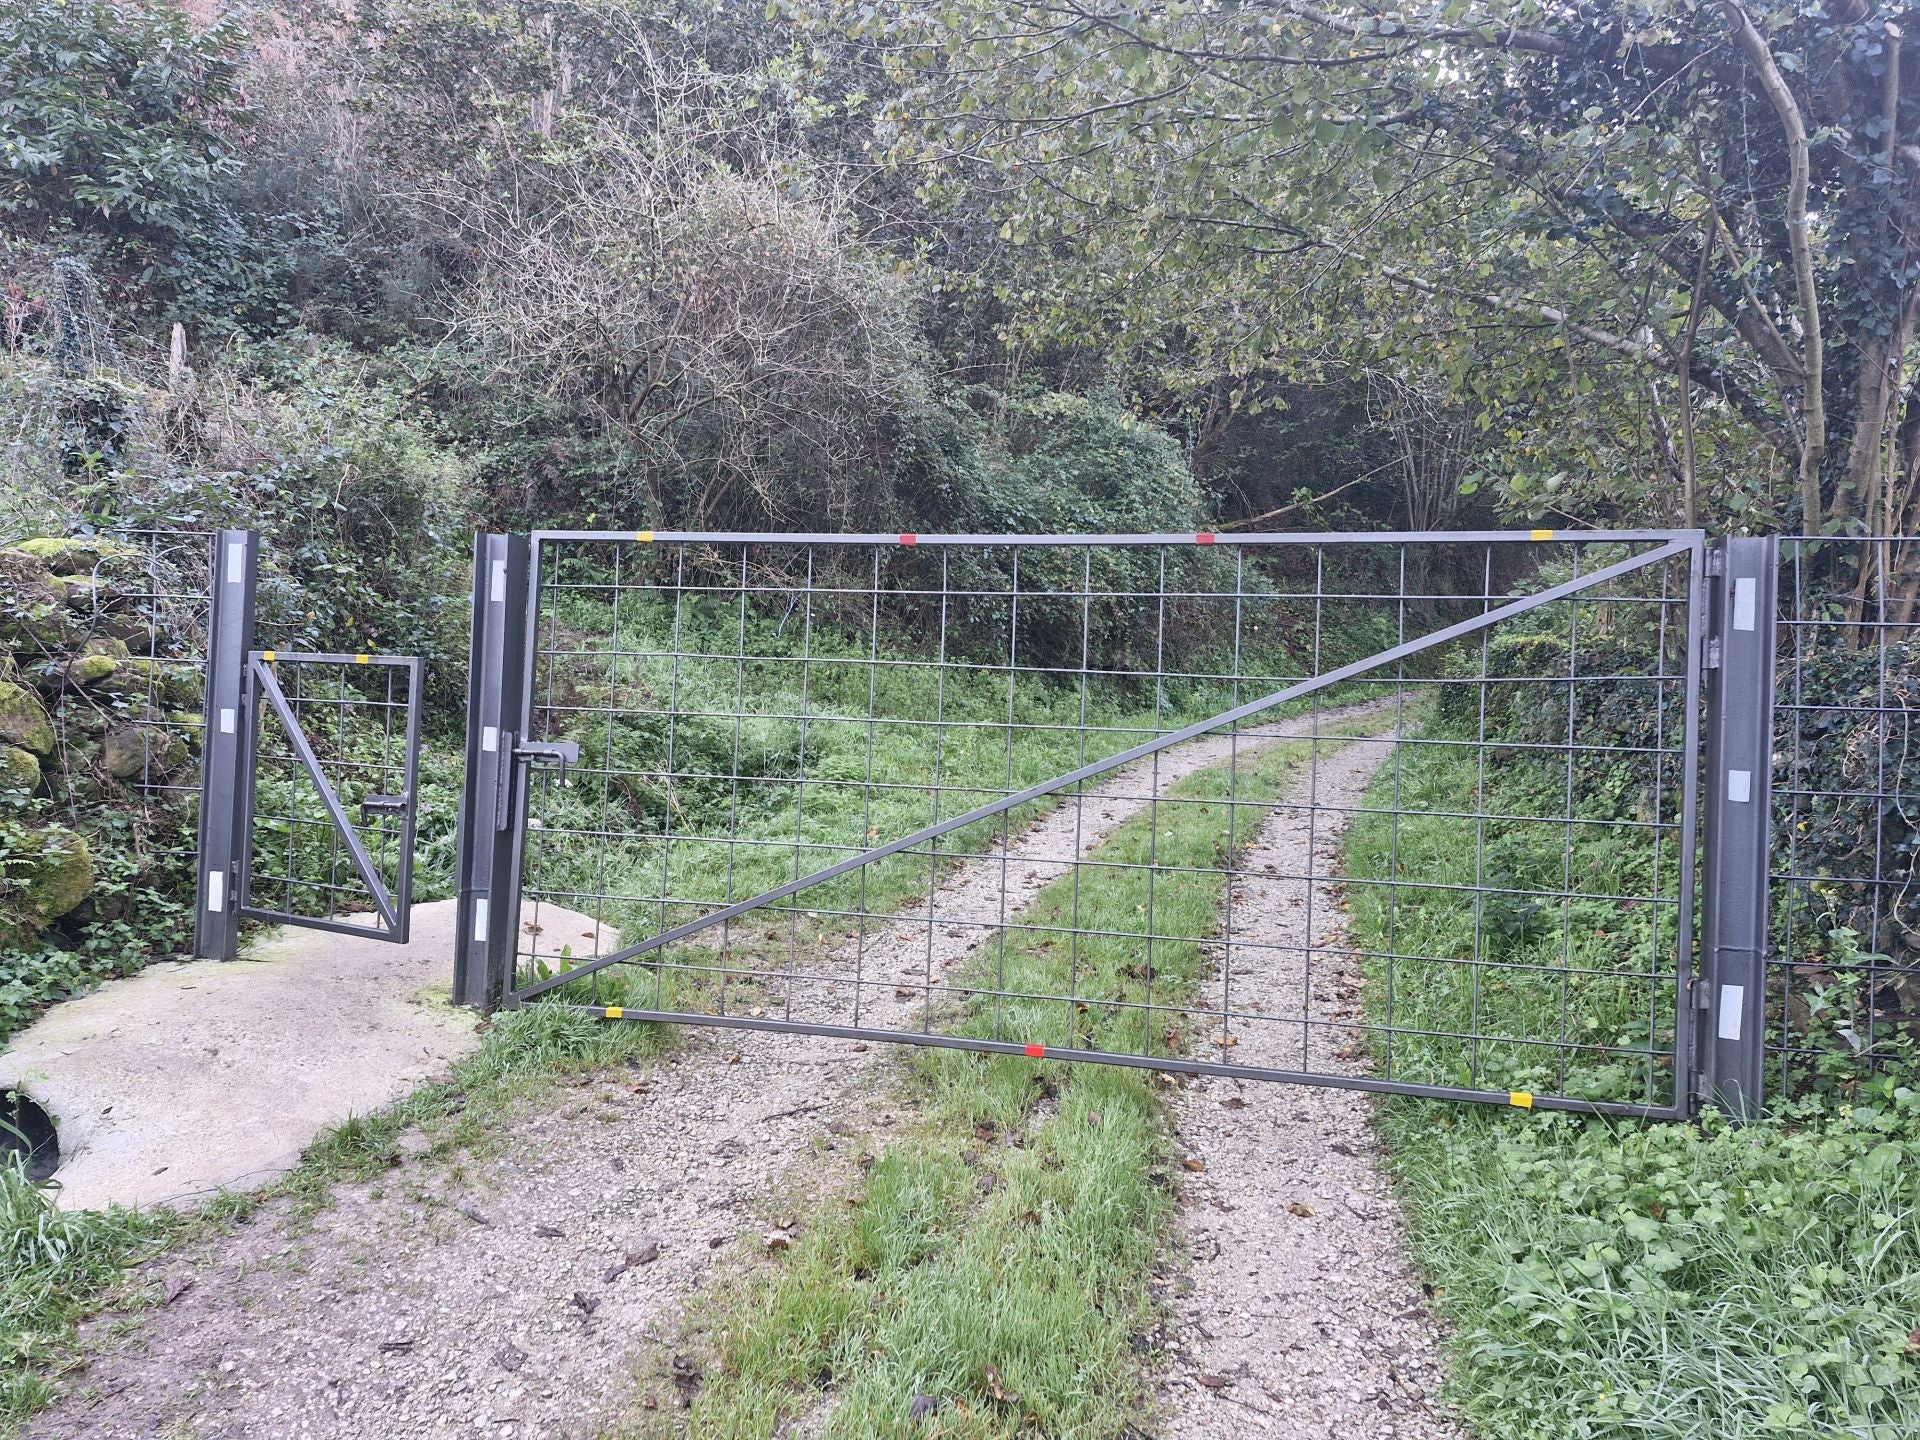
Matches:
[0,1,249,284]
[854,0,1920,607]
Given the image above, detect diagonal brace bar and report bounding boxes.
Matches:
[249,657,400,932]
[514,537,1696,1001]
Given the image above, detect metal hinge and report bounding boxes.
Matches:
[1704,546,1727,577]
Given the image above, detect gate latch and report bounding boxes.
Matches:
[513,738,581,784]
[360,793,410,821]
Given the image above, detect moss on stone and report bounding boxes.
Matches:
[13,537,134,576]
[66,653,119,686]
[19,826,93,924]
[0,550,79,650]
[0,745,40,793]
[0,680,56,754]
[102,725,186,779]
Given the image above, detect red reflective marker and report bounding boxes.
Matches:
[1195,532,1216,545]
[1024,1043,1046,1058]
[898,533,919,545]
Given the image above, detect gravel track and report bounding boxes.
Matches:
[29,704,1451,1439]
[1153,727,1461,1438]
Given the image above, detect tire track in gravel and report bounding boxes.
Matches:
[33,704,1380,1440]
[1153,726,1462,1439]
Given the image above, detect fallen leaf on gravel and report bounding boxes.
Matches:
[908,1393,938,1422]
[611,1157,627,1173]
[1017,1208,1040,1226]
[641,1394,659,1410]
[1211,1033,1238,1048]
[775,1216,796,1231]
[629,1240,662,1265]
[708,1235,727,1248]
[458,1205,491,1227]
[894,987,916,999]
[724,1052,742,1064]
[763,1232,792,1252]
[851,1043,869,1052]
[1288,1201,1315,1217]
[533,1224,565,1239]
[493,1343,526,1373]
[602,1262,628,1284]
[1180,1158,1207,1173]
[1908,1328,1920,1354]
[379,1340,414,1353]
[570,1291,600,1315]
[1195,1374,1231,1390]
[162,1273,194,1305]
[1221,1096,1247,1110]
[983,1364,1019,1404]
[1086,1111,1102,1127]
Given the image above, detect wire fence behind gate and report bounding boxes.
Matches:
[1771,535,1920,1094]
[506,531,1702,1115]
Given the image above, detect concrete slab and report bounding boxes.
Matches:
[0,899,500,1212]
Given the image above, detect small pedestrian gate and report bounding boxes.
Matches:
[195,534,428,952]
[196,528,1779,1121]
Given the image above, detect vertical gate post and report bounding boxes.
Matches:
[454,534,531,1008]
[194,528,259,959]
[1696,535,1778,1120]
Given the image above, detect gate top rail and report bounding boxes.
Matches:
[532,527,1704,547]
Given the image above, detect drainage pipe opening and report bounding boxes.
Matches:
[2,1091,59,1185]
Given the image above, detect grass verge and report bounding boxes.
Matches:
[629,732,1339,1438]
[1349,735,1920,1440]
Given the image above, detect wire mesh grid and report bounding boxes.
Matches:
[43,529,214,858]
[239,653,423,938]
[507,531,1703,1114]
[1771,535,1920,1093]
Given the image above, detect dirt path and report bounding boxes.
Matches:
[31,707,1383,1440]
[1154,729,1461,1438]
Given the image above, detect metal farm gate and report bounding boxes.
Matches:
[192,527,1782,1121]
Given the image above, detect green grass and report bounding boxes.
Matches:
[1349,734,1920,1440]
[1343,730,1681,1108]
[630,732,1339,1439]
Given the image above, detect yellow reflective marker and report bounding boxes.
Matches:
[635,530,654,543]
[1530,529,1554,541]
[604,1005,624,1020]
[261,649,277,662]
[1509,1091,1534,1109]
[354,653,371,664]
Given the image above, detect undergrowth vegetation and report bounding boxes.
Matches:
[1350,732,1920,1439]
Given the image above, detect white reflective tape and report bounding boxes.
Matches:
[473,898,489,943]
[225,540,247,585]
[1718,984,1745,1041]
[206,869,225,913]
[219,707,236,735]
[481,725,498,753]
[490,560,507,604]
[1726,768,1752,803]
[1732,576,1757,631]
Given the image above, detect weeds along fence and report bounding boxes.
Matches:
[1770,536,1920,1097]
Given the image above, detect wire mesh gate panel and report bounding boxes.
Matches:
[236,651,426,942]
[477,530,1706,1117]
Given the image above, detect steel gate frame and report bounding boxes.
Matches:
[452,527,1756,1120]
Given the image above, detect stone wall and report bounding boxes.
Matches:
[0,536,204,952]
